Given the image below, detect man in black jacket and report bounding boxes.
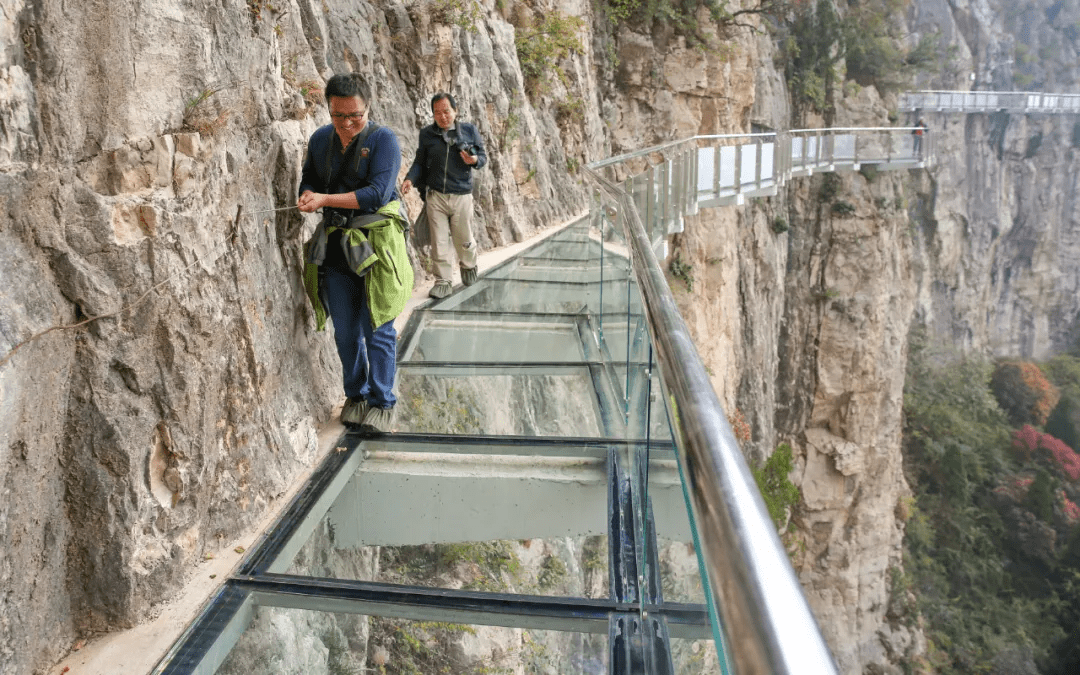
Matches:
[402,92,487,299]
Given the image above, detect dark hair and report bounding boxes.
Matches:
[430,92,457,111]
[325,73,371,104]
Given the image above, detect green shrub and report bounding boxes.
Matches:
[752,443,800,528]
[771,216,789,234]
[819,173,841,202]
[831,200,856,216]
[430,0,482,31]
[515,13,585,95]
[1025,469,1056,523]
[668,253,694,292]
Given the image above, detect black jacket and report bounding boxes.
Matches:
[404,121,487,196]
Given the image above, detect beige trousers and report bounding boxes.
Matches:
[426,190,477,282]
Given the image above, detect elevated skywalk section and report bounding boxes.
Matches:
[900,89,1080,114]
[154,119,939,674]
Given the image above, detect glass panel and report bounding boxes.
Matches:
[401,313,589,363]
[393,365,606,436]
[697,147,715,193]
[718,146,735,190]
[594,313,647,367]
[430,278,639,315]
[835,134,855,161]
[273,438,612,599]
[649,454,706,605]
[288,533,611,600]
[520,238,605,261]
[485,259,631,284]
[216,606,610,675]
[761,142,774,182]
[670,636,723,674]
[739,145,757,186]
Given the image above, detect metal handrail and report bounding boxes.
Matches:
[899,89,1080,113]
[585,151,840,672]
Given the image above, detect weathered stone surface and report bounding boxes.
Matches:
[907,0,1080,358]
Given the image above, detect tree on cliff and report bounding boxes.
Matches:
[990,361,1061,427]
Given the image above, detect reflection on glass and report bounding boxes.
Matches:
[394,368,603,436]
[403,315,588,363]
[761,142,775,180]
[697,147,715,192]
[670,637,722,674]
[740,148,757,186]
[287,532,610,600]
[649,457,706,605]
[719,146,736,190]
[216,606,609,675]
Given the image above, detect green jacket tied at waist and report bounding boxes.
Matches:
[303,199,414,331]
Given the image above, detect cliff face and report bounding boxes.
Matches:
[909,0,1080,358]
[1,0,592,671]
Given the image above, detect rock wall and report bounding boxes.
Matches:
[0,0,593,672]
[909,0,1080,358]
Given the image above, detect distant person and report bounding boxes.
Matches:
[401,92,488,299]
[912,118,928,158]
[298,73,413,432]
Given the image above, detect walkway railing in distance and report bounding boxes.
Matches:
[900,90,1080,113]
[592,129,927,260]
[586,140,841,674]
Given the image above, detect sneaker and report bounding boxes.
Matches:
[429,280,452,299]
[362,405,396,433]
[341,397,368,426]
[461,266,478,286]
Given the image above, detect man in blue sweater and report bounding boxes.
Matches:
[402,93,487,298]
[297,73,407,431]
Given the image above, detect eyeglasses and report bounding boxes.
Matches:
[330,111,366,122]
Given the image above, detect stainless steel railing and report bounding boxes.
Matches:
[585,133,844,674]
[899,89,1080,113]
[598,129,928,263]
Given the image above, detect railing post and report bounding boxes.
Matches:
[734,143,743,198]
[755,140,763,190]
[713,143,722,199]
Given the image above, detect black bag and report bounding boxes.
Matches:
[411,202,431,250]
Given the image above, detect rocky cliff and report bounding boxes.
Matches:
[3,0,1079,674]
[0,1,593,671]
[909,0,1080,360]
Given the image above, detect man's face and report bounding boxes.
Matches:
[432,98,456,130]
[329,95,368,145]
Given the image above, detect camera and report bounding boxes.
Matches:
[454,141,477,157]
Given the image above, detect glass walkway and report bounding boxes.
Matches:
[150,133,876,674]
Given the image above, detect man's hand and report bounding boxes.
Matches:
[401,179,413,195]
[298,190,324,213]
[460,150,477,166]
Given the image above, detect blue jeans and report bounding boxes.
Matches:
[322,265,397,408]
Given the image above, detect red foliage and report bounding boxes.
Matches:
[1018,362,1060,425]
[1062,495,1080,524]
[993,475,1034,501]
[729,408,752,444]
[1012,425,1080,481]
